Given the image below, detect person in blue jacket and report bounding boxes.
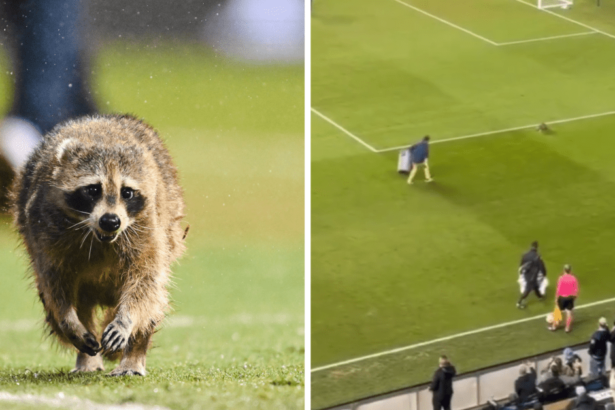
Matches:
[407,135,432,184]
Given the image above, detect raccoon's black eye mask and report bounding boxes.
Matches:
[64,183,102,215]
[122,187,146,216]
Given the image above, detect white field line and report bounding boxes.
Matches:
[393,0,499,46]
[497,31,597,46]
[376,110,615,153]
[513,0,615,40]
[311,108,378,152]
[312,296,615,373]
[392,0,612,47]
[0,391,170,410]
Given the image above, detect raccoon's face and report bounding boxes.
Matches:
[64,178,146,243]
[54,143,148,245]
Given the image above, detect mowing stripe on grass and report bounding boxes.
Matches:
[392,0,499,46]
[311,108,378,152]
[311,296,615,372]
[0,313,301,333]
[376,110,615,152]
[512,0,615,40]
[497,31,597,46]
[0,391,170,410]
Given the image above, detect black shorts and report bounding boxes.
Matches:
[558,296,575,311]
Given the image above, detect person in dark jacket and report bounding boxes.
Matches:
[589,317,610,376]
[515,363,538,407]
[517,241,548,309]
[538,365,567,403]
[430,355,456,410]
[609,320,615,369]
[407,135,432,185]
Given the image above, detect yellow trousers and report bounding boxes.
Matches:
[407,163,431,183]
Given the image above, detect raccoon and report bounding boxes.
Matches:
[10,114,186,376]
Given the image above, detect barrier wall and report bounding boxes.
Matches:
[328,342,612,410]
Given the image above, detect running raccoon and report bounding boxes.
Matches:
[10,114,187,375]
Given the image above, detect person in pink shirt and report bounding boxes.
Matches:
[551,264,578,333]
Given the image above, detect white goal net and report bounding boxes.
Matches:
[538,0,573,9]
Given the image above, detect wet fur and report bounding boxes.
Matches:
[10,114,186,376]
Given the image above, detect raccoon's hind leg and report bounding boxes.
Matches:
[108,332,151,376]
[71,352,104,373]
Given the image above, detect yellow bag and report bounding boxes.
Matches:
[553,306,563,323]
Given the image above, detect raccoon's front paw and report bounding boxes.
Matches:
[66,330,101,357]
[102,320,131,353]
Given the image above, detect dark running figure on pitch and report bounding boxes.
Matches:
[430,355,456,410]
[407,135,432,185]
[517,241,548,309]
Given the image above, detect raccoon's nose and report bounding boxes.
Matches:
[99,213,121,232]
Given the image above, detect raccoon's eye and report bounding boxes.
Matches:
[84,184,101,198]
[121,187,134,200]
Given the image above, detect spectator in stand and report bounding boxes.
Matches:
[430,355,456,410]
[515,363,538,408]
[539,357,564,384]
[588,317,610,377]
[609,319,615,369]
[563,348,583,377]
[564,386,597,410]
[537,364,567,402]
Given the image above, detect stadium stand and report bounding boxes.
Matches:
[326,342,615,410]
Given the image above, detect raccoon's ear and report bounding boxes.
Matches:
[54,138,79,163]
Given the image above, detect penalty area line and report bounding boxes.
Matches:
[311,296,615,373]
[496,31,597,46]
[311,108,378,152]
[392,0,498,46]
[376,110,615,153]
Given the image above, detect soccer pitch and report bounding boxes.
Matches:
[0,44,304,410]
[312,0,615,408]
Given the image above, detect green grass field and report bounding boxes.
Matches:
[312,0,615,408]
[0,43,304,409]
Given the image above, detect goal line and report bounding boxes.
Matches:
[393,0,613,46]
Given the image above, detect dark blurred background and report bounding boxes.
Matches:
[1,0,304,63]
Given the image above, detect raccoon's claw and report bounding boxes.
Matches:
[102,321,130,353]
[69,332,101,356]
[108,368,145,377]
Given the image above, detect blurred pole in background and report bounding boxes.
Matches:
[201,0,304,64]
[0,0,96,170]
